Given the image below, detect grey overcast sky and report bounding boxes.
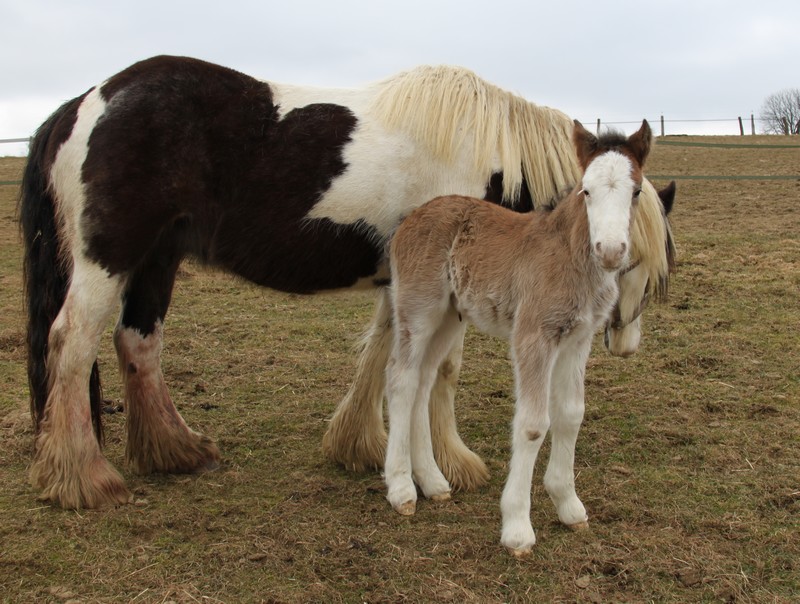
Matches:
[2,0,799,154]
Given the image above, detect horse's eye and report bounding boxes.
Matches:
[633,188,642,200]
[582,189,590,198]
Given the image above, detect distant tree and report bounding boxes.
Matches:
[760,88,800,134]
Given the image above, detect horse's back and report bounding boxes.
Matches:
[37,56,389,292]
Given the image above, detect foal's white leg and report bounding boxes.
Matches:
[322,289,392,471]
[385,306,456,515]
[29,260,131,509]
[429,333,490,491]
[409,315,465,502]
[384,351,424,515]
[544,337,591,530]
[500,332,555,556]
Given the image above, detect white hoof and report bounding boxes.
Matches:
[507,545,533,559]
[501,523,536,555]
[394,500,416,516]
[567,520,590,531]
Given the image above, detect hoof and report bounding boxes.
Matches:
[508,546,533,559]
[32,454,132,509]
[568,521,590,532]
[430,491,452,503]
[394,500,417,516]
[128,432,221,475]
[30,431,132,509]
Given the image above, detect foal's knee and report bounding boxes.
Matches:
[514,418,550,447]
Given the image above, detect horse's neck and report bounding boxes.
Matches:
[545,189,591,259]
[544,189,613,290]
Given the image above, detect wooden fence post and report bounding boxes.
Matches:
[660,115,664,137]
[751,114,756,135]
[738,117,744,136]
[596,118,601,135]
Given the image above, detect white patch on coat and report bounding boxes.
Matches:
[49,86,108,266]
[270,82,494,240]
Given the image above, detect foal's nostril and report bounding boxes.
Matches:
[620,242,627,254]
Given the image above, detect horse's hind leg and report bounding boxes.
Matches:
[30,260,131,509]
[409,313,466,503]
[429,335,490,491]
[322,288,392,471]
[115,246,220,475]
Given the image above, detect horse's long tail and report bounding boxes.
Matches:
[19,97,104,442]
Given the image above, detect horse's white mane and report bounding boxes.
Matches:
[372,65,579,206]
[371,65,673,296]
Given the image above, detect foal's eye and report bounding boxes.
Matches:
[582,189,590,198]
[633,188,642,200]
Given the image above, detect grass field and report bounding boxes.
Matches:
[0,136,798,603]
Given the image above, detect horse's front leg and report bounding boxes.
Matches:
[500,331,555,557]
[543,336,591,530]
[429,333,490,491]
[322,289,392,471]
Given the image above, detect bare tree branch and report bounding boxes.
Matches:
[760,89,800,134]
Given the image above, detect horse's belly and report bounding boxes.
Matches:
[209,216,388,294]
[455,297,514,339]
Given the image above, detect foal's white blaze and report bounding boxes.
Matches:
[581,151,636,270]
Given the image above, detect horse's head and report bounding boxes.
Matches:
[605,180,677,357]
[573,119,652,272]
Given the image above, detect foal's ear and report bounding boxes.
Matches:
[627,119,653,166]
[573,119,598,169]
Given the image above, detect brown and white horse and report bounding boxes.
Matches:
[384,121,658,556]
[19,56,674,508]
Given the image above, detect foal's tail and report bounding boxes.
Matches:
[19,97,104,441]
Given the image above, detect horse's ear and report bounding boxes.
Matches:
[573,120,598,169]
[627,119,652,166]
[658,180,676,215]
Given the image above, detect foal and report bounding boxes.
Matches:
[384,120,652,556]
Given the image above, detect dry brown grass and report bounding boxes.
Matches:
[1,137,798,603]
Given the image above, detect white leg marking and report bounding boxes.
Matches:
[499,333,555,555]
[544,339,590,529]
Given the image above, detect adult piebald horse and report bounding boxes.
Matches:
[20,56,675,508]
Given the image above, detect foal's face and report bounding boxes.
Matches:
[574,120,651,272]
[580,151,641,270]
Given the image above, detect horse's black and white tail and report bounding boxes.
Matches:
[19,97,105,442]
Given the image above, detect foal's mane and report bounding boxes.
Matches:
[371,65,674,299]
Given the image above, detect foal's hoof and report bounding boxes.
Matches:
[507,546,533,559]
[394,500,417,516]
[567,521,590,532]
[430,491,451,503]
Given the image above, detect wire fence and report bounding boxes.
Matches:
[587,115,800,137]
[3,125,800,185]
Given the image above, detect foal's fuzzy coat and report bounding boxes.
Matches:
[384,121,652,555]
